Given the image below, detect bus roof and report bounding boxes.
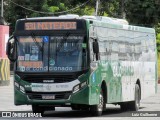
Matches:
[17,15,155,34]
[92,20,155,34]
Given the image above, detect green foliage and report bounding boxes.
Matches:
[2,0,160,36]
[100,0,120,17]
[125,0,160,27]
[158,58,160,79]
[156,23,160,53]
[49,6,59,12]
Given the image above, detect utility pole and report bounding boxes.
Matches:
[95,0,100,16]
[120,0,126,19]
[1,0,4,17]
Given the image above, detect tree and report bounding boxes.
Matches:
[3,0,160,36]
[125,0,160,27]
[155,23,160,57]
[4,0,49,34]
[4,0,97,34]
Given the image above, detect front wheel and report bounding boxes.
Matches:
[32,105,45,116]
[90,91,104,116]
[71,104,81,110]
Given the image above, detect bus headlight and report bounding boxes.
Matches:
[20,86,25,93]
[14,82,25,93]
[73,81,87,93]
[14,82,19,88]
[73,85,80,93]
[80,81,87,88]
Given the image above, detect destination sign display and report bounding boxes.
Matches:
[25,22,77,30]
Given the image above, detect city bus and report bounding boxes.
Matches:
[6,15,157,116]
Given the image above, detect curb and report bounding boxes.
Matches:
[0,80,10,86]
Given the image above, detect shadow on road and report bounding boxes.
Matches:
[43,107,144,118]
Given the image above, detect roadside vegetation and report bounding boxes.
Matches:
[0,0,160,80]
[158,58,160,80]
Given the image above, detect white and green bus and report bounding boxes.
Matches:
[7,15,157,116]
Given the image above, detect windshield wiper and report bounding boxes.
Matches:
[30,33,44,60]
[31,33,43,52]
[57,32,70,52]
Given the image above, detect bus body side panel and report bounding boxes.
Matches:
[93,21,157,104]
[88,68,101,105]
[140,33,157,99]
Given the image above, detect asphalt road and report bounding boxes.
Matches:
[0,76,160,120]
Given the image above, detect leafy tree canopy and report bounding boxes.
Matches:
[1,0,160,49]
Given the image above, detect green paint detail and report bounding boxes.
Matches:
[49,59,55,66]
[14,88,29,105]
[71,86,89,104]
[82,43,87,48]
[138,27,155,33]
[15,74,21,82]
[89,68,101,105]
[88,60,137,104]
[100,61,123,103]
[94,21,123,29]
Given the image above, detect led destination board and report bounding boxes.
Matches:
[25,22,77,30]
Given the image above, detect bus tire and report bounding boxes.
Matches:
[71,104,81,110]
[90,90,104,116]
[120,103,129,111]
[32,105,45,116]
[129,84,140,111]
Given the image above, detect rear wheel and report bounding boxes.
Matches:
[120,103,129,111]
[90,90,104,116]
[129,84,140,111]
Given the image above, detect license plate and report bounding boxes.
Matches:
[42,95,55,100]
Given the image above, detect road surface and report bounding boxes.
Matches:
[0,76,160,120]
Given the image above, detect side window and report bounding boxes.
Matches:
[140,33,156,61]
[110,41,119,61]
[99,40,106,61]
[117,29,127,61]
[89,26,98,62]
[108,29,118,61]
[133,32,142,61]
[118,42,126,60]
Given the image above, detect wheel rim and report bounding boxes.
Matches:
[135,88,140,109]
[98,93,103,111]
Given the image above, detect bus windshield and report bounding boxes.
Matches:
[17,35,88,72]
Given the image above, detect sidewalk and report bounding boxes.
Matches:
[0,76,31,111]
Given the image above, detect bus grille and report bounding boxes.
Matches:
[27,91,71,100]
[22,75,76,83]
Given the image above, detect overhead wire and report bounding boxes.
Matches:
[9,0,91,15]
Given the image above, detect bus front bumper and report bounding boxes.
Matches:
[14,86,90,106]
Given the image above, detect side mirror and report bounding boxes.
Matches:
[92,40,99,61]
[6,35,17,62]
[93,41,99,54]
